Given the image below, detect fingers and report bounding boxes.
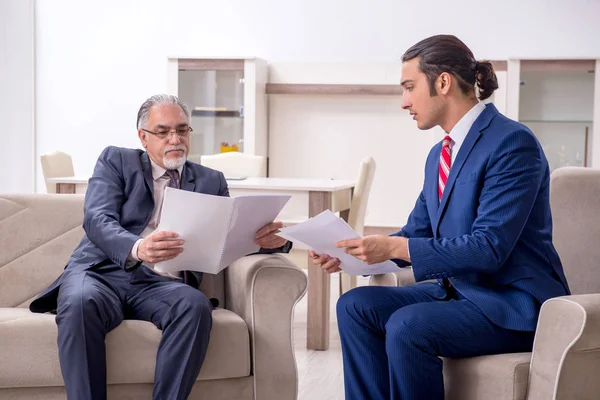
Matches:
[336,239,361,248]
[153,231,179,240]
[344,246,362,256]
[309,251,329,265]
[151,239,185,250]
[147,231,184,249]
[255,221,283,239]
[143,248,184,263]
[321,257,341,274]
[325,264,342,273]
[255,234,286,248]
[256,238,287,249]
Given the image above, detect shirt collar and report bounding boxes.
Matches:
[447,101,486,147]
[149,157,184,181]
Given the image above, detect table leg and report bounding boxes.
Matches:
[56,183,76,194]
[307,191,332,350]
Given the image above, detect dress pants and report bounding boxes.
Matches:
[55,263,213,400]
[337,282,535,400]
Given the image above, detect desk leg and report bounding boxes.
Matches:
[56,183,76,194]
[307,191,332,350]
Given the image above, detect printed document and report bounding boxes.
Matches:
[155,188,291,274]
[276,210,400,276]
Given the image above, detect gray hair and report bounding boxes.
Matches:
[136,94,191,129]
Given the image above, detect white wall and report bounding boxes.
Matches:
[0,0,34,193]
[29,0,600,224]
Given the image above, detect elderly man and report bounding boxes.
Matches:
[30,94,290,400]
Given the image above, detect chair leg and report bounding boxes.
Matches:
[339,272,357,295]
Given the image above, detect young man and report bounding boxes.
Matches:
[311,35,570,399]
[30,94,290,400]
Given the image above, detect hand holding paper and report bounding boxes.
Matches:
[255,221,288,249]
[277,210,400,276]
[154,188,291,274]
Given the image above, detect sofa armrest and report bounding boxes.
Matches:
[369,267,416,287]
[528,294,600,400]
[225,254,307,400]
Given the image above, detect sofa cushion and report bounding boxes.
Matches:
[0,308,250,388]
[443,352,531,400]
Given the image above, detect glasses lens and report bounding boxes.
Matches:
[176,128,190,137]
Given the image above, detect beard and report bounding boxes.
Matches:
[163,144,187,170]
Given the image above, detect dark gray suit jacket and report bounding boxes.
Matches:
[30,146,289,313]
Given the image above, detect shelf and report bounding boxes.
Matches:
[521,120,593,124]
[265,83,404,96]
[519,59,596,73]
[178,59,244,71]
[191,110,242,117]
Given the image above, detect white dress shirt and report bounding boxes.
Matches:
[446,101,486,165]
[129,159,184,278]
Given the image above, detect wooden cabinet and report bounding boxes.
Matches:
[166,57,268,164]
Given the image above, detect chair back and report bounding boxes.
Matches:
[550,167,600,294]
[347,157,376,235]
[40,151,75,193]
[200,152,266,178]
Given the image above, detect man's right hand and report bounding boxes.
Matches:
[309,251,342,274]
[137,231,184,264]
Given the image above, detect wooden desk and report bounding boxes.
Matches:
[47,175,354,350]
[228,178,355,350]
[46,176,89,194]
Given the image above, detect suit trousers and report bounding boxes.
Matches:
[337,282,535,400]
[55,262,213,400]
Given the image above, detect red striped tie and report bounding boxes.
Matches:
[438,135,452,201]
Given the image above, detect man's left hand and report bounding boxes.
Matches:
[255,221,288,249]
[337,235,407,264]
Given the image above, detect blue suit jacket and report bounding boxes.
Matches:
[391,103,570,331]
[30,146,288,314]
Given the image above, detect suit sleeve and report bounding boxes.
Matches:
[408,130,545,281]
[218,172,230,197]
[83,146,141,269]
[389,189,433,268]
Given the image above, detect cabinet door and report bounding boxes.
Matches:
[166,58,268,163]
[517,60,596,171]
[177,61,245,162]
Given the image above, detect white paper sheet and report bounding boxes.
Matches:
[277,210,400,276]
[154,188,291,274]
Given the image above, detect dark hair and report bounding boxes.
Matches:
[401,34,498,101]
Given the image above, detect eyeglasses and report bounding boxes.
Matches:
[141,126,193,140]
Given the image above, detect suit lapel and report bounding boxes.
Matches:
[181,162,196,192]
[435,104,497,227]
[141,152,154,197]
[428,144,441,234]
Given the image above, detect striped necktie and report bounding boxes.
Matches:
[438,136,452,201]
[165,169,180,189]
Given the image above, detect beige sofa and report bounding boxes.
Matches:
[370,167,600,399]
[0,194,307,400]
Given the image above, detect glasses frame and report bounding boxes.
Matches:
[141,126,193,140]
